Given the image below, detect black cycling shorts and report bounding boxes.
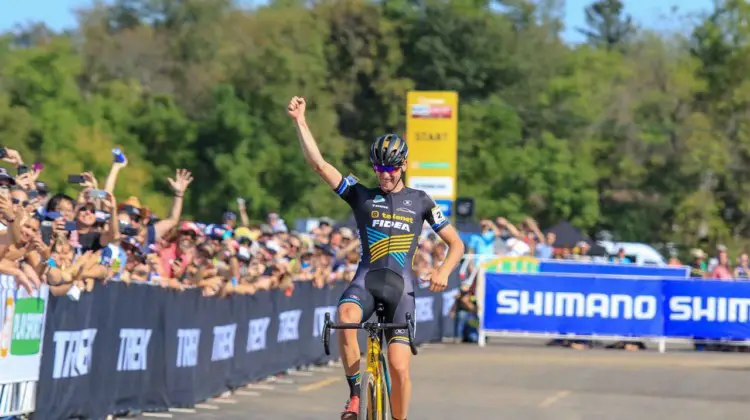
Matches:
[338,268,415,346]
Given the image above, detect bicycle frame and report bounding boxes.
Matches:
[366,330,385,414]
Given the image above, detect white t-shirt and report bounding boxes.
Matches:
[505,238,531,257]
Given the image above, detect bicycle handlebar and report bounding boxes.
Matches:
[322,312,419,356]
[327,322,410,330]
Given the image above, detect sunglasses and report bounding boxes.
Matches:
[373,165,401,173]
[11,198,30,207]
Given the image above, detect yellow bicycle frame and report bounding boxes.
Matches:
[366,334,384,416]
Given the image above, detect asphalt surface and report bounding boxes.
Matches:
[147,340,750,419]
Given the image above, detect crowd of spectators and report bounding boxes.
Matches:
[0,147,451,300]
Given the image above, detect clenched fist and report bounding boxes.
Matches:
[287,96,306,121]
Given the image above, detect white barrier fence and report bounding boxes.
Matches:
[0,276,49,417]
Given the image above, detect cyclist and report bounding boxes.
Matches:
[287,96,465,420]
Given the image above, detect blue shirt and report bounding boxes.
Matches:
[469,231,496,255]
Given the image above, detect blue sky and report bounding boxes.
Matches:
[0,0,714,43]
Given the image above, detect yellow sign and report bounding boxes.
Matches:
[405,91,458,204]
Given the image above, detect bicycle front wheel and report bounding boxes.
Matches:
[379,364,391,420]
[359,371,377,420]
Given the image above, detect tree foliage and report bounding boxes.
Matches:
[0,0,748,249]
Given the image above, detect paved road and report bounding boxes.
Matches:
[151,341,750,419]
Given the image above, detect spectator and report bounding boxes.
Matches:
[610,247,632,264]
[449,281,478,343]
[689,249,707,277]
[734,252,750,279]
[711,245,732,280]
[468,219,498,257]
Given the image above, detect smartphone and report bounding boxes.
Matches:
[112,148,127,164]
[67,174,85,184]
[45,211,62,220]
[27,190,39,199]
[237,197,245,206]
[0,148,7,159]
[64,221,78,231]
[87,189,108,199]
[0,188,8,199]
[17,164,29,176]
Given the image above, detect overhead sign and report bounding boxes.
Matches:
[405,91,458,208]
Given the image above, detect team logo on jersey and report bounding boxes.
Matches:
[373,219,411,232]
[373,195,385,203]
[397,207,416,215]
[403,200,412,206]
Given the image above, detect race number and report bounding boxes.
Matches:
[431,206,446,225]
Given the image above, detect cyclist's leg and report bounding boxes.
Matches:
[365,270,414,420]
[337,278,374,406]
[385,290,414,420]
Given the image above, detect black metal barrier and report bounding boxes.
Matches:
[36,273,460,419]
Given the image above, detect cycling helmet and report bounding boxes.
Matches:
[369,134,409,167]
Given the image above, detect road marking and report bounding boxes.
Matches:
[288,370,314,377]
[309,366,334,372]
[539,390,571,408]
[275,377,295,384]
[143,413,173,418]
[212,398,238,404]
[195,404,219,410]
[236,390,261,397]
[168,408,196,414]
[246,383,276,390]
[299,377,341,392]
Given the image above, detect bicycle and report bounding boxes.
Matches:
[322,302,418,420]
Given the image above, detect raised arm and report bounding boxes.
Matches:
[287,96,343,190]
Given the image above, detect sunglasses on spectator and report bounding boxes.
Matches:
[11,198,29,207]
[373,165,401,173]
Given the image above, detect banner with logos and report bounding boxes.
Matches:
[476,255,689,279]
[36,275,460,419]
[0,277,49,384]
[481,273,750,340]
[405,91,459,219]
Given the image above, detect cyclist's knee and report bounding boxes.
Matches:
[387,346,411,378]
[337,302,362,323]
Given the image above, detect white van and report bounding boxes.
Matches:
[597,241,667,266]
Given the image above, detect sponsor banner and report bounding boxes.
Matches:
[661,280,750,339]
[0,276,49,384]
[37,274,460,419]
[482,273,750,340]
[537,260,690,278]
[405,91,458,202]
[475,255,689,279]
[407,176,454,198]
[483,274,664,337]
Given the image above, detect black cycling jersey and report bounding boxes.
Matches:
[333,173,450,345]
[335,174,449,276]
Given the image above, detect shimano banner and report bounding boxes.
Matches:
[662,280,750,339]
[37,275,459,419]
[483,274,664,337]
[482,273,750,340]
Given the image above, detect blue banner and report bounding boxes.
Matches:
[662,280,750,340]
[537,260,689,278]
[482,273,750,340]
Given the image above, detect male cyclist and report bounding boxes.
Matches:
[287,96,465,420]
